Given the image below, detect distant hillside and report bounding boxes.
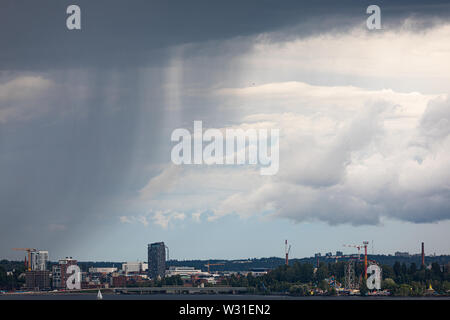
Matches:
[3,255,450,273]
[166,255,450,272]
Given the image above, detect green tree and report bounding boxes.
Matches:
[408,263,417,275]
[396,284,412,296]
[382,278,397,292]
[318,279,330,291]
[298,263,314,283]
[328,287,337,296]
[0,266,7,288]
[315,263,328,282]
[410,282,425,296]
[382,264,395,280]
[431,263,442,280]
[359,279,368,296]
[443,281,450,292]
[393,262,401,278]
[289,284,307,296]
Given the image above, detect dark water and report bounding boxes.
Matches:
[1,294,449,300]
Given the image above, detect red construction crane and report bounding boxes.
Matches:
[343,242,370,279]
[343,244,362,261]
[285,240,291,266]
[362,241,369,279]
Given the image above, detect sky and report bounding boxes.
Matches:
[1,0,450,262]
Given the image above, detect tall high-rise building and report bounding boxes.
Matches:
[31,251,49,271]
[148,242,166,280]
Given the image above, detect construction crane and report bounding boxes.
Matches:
[205,261,225,273]
[343,242,370,279]
[362,241,369,279]
[12,248,36,271]
[343,244,362,261]
[285,240,291,266]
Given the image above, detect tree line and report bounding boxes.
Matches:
[0,260,26,290]
[223,261,450,296]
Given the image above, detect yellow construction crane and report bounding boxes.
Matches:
[12,248,36,271]
[205,261,225,273]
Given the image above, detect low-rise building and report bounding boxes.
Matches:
[88,267,117,274]
[111,275,127,287]
[25,270,51,290]
[166,266,203,277]
[395,251,410,257]
[122,261,148,274]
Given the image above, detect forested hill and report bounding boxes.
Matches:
[166,255,450,272]
[2,255,450,273]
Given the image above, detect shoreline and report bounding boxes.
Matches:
[1,292,449,300]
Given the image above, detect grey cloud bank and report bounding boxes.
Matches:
[2,0,450,70]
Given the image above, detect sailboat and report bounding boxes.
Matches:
[97,289,103,300]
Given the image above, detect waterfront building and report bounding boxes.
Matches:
[88,267,117,274]
[166,266,203,277]
[52,257,78,289]
[122,261,148,274]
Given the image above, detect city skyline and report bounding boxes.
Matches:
[5,234,448,263]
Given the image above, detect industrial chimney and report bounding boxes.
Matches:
[421,242,425,267]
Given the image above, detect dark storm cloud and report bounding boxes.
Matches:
[1,0,450,259]
[1,0,450,70]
